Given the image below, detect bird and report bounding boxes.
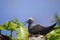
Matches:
[26,18,57,36]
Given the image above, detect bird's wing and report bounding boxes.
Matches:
[32,25,45,31]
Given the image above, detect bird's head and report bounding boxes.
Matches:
[23,18,34,25]
[26,18,34,24]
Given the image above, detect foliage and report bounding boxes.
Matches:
[3,21,17,40]
[0,18,28,40]
[0,25,5,30]
[14,18,29,40]
[55,13,60,25]
[0,25,5,35]
[16,25,28,40]
[47,14,60,40]
[3,21,17,31]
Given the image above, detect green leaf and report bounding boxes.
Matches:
[14,18,19,22]
[0,25,5,30]
[16,25,28,40]
[3,22,9,30]
[47,27,60,40]
[9,22,17,31]
[3,22,17,31]
[14,18,23,26]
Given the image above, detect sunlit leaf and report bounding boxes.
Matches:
[17,25,28,40]
[47,26,60,40]
[0,25,5,30]
[3,22,9,30]
[3,22,17,31]
[14,18,29,40]
[9,22,17,31]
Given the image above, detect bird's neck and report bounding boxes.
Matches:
[28,23,34,30]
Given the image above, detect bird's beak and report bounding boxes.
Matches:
[23,21,28,25]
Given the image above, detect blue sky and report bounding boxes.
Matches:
[0,0,60,38]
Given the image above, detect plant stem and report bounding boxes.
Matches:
[0,30,1,35]
[11,30,13,40]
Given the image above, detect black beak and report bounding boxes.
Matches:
[23,21,28,25]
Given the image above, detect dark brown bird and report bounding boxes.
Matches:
[26,18,57,35]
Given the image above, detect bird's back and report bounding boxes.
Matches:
[29,25,45,35]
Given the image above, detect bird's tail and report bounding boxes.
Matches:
[48,22,57,29]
